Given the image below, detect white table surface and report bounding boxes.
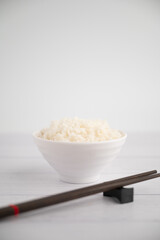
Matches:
[0,132,160,240]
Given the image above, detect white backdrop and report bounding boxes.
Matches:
[0,0,160,133]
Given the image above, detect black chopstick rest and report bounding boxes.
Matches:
[103,187,134,203]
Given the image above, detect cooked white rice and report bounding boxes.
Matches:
[38,117,124,142]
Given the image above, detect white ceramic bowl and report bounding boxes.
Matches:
[33,131,127,184]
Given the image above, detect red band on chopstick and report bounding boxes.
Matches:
[10,205,19,215]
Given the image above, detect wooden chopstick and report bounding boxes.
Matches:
[0,170,159,219]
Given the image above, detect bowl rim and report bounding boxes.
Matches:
[33,130,127,145]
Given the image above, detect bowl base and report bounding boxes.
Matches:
[60,175,100,184]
